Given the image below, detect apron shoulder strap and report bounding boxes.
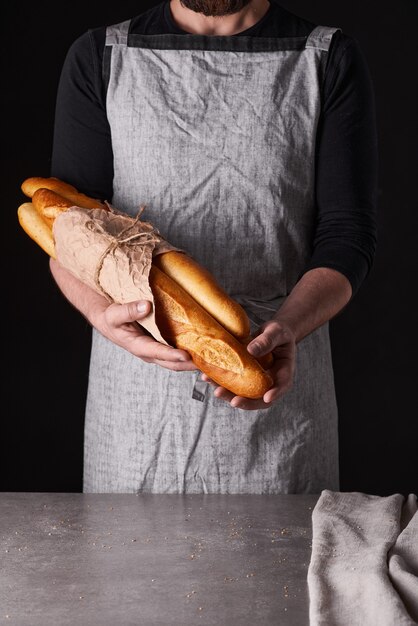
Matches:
[102,19,131,102]
[305,25,342,52]
[105,19,131,46]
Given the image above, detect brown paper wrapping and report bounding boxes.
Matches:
[53,205,183,344]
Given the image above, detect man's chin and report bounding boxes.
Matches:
[179,0,253,17]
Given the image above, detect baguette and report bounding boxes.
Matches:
[150,264,273,398]
[31,184,252,345]
[153,250,250,340]
[17,202,55,258]
[18,176,274,397]
[27,178,253,341]
[154,251,274,369]
[21,176,105,210]
[32,188,77,228]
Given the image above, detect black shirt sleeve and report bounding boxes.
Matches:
[50,21,378,298]
[305,33,379,295]
[50,30,113,201]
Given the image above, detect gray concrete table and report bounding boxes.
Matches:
[0,493,318,625]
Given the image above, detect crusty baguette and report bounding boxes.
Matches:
[153,250,250,340]
[18,176,274,397]
[154,250,274,368]
[24,176,253,342]
[21,176,105,210]
[17,202,55,258]
[149,264,273,399]
[32,188,76,228]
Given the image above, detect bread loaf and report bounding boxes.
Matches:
[21,176,105,210]
[150,265,273,398]
[153,250,250,340]
[18,176,274,398]
[17,202,55,258]
[154,250,274,370]
[32,188,77,228]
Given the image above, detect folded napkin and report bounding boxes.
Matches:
[308,490,418,625]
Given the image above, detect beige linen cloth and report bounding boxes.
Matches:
[308,490,418,625]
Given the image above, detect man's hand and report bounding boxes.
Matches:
[49,258,196,372]
[200,266,353,410]
[201,319,296,410]
[92,299,197,372]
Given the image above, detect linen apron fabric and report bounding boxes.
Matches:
[83,21,341,494]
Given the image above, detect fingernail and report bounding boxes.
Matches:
[136,301,149,313]
[248,343,261,356]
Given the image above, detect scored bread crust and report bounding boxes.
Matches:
[153,250,250,341]
[149,265,273,399]
[32,188,76,228]
[154,252,274,370]
[21,176,105,210]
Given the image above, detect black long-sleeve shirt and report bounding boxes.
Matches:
[51,0,378,295]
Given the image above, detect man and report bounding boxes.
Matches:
[49,0,378,493]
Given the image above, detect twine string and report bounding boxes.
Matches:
[87,207,162,301]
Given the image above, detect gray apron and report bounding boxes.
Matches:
[83,21,341,494]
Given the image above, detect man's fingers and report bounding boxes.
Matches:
[247,320,287,357]
[97,299,198,368]
[200,373,214,384]
[135,335,192,363]
[216,387,273,411]
[264,358,295,403]
[107,300,153,325]
[145,357,198,372]
[214,386,234,401]
[202,346,295,409]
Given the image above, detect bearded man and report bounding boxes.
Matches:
[50,0,378,494]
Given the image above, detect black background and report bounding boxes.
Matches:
[2,1,417,495]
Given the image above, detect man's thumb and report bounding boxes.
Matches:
[135,300,151,316]
[247,335,270,357]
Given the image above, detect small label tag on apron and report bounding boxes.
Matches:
[192,374,208,402]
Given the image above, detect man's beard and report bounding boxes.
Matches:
[179,0,253,17]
